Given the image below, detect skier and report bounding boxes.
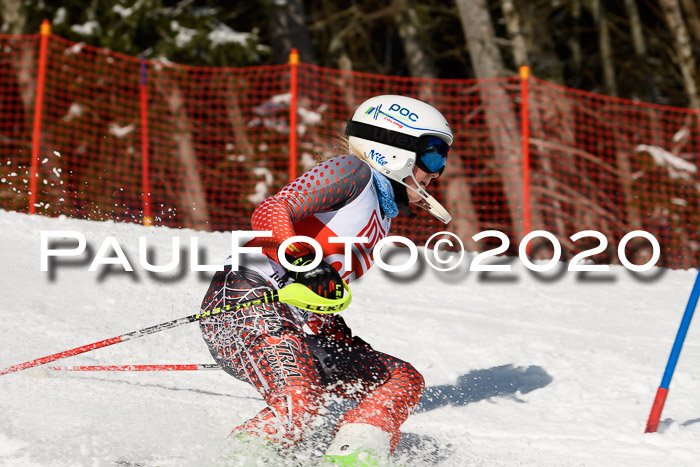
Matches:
[199,95,453,465]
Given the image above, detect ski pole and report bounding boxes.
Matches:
[49,364,221,371]
[1,281,351,376]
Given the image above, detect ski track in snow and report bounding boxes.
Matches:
[0,210,698,466]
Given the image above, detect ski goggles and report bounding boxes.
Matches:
[345,120,450,174]
[416,136,449,174]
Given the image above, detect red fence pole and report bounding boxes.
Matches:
[139,57,152,226]
[520,65,532,240]
[29,19,51,214]
[288,48,299,182]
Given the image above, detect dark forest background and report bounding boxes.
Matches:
[2,0,700,109]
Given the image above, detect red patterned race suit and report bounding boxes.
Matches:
[199,155,424,451]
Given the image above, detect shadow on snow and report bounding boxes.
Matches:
[389,364,552,464]
[416,364,553,413]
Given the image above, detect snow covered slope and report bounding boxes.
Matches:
[0,210,698,466]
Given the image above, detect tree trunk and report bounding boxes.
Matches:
[167,87,211,230]
[500,0,528,67]
[3,0,30,141]
[521,2,565,84]
[269,0,316,65]
[616,148,642,230]
[225,83,255,160]
[568,0,583,84]
[455,0,504,80]
[153,73,211,230]
[7,23,37,212]
[659,0,700,110]
[591,0,618,97]
[679,0,700,43]
[393,0,438,78]
[455,0,526,241]
[624,0,647,57]
[12,39,35,125]
[528,129,570,241]
[446,176,480,252]
[623,0,659,101]
[503,2,568,239]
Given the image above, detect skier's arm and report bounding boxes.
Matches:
[251,155,371,262]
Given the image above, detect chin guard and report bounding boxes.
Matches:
[402,174,452,224]
[414,194,452,224]
[388,175,451,223]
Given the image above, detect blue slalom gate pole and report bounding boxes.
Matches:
[645,269,700,433]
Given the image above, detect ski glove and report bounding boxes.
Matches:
[284,243,344,300]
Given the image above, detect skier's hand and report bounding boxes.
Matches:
[284,243,344,299]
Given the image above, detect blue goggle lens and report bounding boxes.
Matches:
[420,137,449,173]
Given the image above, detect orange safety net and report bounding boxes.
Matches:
[0,33,697,269]
[0,34,38,213]
[528,78,699,270]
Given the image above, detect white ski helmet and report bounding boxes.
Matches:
[345,95,453,223]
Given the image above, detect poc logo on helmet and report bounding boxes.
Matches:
[388,104,419,122]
